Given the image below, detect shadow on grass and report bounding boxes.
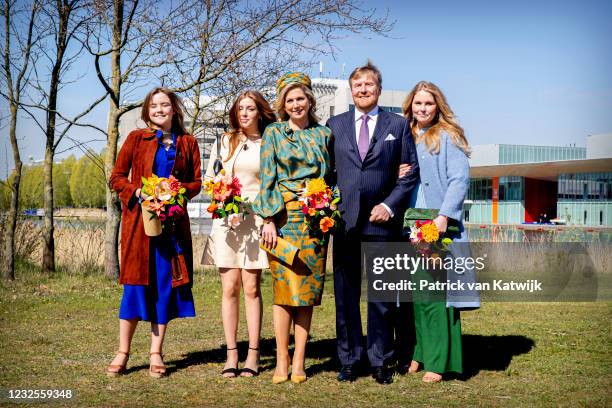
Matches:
[166,337,339,376]
[129,334,534,378]
[459,334,535,380]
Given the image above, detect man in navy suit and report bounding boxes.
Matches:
[326,61,419,384]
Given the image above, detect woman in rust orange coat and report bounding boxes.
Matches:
[106,87,202,378]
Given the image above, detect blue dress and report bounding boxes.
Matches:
[119,130,196,324]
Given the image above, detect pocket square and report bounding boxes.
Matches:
[384,134,396,141]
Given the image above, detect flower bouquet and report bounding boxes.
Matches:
[141,174,187,237]
[298,178,342,245]
[203,170,249,229]
[403,208,458,257]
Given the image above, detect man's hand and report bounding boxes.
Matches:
[369,204,391,223]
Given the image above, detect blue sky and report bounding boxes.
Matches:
[2,0,611,179]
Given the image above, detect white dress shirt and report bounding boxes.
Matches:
[353,106,394,218]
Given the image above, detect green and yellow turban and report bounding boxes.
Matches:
[276,72,312,96]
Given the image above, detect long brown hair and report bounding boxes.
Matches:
[141,87,187,135]
[402,81,470,156]
[274,83,319,124]
[223,90,276,162]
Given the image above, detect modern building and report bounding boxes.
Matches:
[467,133,612,226]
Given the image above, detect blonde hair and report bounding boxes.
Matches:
[402,81,470,156]
[274,83,319,124]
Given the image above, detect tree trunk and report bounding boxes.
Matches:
[103,0,124,280]
[4,102,21,280]
[104,112,121,279]
[42,135,55,274]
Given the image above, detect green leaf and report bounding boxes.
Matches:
[224,203,233,212]
[234,196,242,202]
[331,197,340,205]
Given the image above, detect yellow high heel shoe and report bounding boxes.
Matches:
[271,355,290,384]
[290,373,307,384]
[272,374,289,384]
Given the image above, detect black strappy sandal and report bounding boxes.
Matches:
[240,347,260,377]
[221,346,240,378]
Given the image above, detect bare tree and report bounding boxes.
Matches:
[0,0,40,280]
[85,0,391,279]
[169,0,392,137]
[20,0,108,274]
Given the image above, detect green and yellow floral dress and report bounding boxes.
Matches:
[253,121,332,306]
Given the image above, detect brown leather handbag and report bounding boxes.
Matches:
[170,253,190,288]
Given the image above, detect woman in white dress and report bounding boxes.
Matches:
[203,90,276,377]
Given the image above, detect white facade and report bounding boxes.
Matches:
[469,144,501,166]
[586,133,612,159]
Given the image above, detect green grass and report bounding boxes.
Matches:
[0,264,610,407]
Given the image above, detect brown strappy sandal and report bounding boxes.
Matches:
[106,351,129,377]
[149,351,167,378]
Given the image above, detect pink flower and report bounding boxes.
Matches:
[168,176,181,194]
[230,177,242,196]
[228,213,242,229]
[158,212,167,222]
[213,185,232,202]
[168,205,185,218]
[146,199,165,216]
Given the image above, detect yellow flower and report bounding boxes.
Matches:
[420,222,440,243]
[305,178,328,196]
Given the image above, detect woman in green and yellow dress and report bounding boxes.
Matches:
[254,72,332,384]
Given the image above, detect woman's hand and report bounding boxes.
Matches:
[136,188,149,201]
[398,164,412,178]
[433,215,448,234]
[261,221,277,249]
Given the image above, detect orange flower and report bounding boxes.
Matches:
[308,208,317,216]
[207,202,218,213]
[320,216,335,233]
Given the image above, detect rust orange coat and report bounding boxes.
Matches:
[110,129,202,285]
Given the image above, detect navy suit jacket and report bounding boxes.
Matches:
[327,108,419,237]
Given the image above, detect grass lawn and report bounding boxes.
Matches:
[0,264,610,407]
